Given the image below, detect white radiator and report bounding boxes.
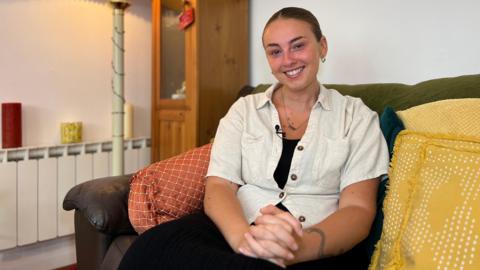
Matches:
[0,138,150,250]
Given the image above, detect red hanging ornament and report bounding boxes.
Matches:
[178,1,195,30]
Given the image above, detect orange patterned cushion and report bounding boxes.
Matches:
[128,144,212,234]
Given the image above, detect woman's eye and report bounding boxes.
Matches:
[269,49,281,56]
[292,43,304,50]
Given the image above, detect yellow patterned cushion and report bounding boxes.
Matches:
[370,131,480,270]
[396,98,480,137]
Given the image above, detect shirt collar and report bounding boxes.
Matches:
[255,82,332,111]
[255,84,277,109]
[317,84,332,111]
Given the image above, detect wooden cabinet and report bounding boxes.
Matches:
[151,0,249,161]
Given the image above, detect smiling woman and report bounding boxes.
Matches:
[261,12,327,138]
[262,9,326,95]
[119,6,389,270]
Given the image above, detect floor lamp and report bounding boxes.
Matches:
[110,0,129,176]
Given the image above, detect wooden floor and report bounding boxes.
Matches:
[0,236,76,270]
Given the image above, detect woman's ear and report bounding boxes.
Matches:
[319,36,328,59]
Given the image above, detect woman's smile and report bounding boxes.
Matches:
[284,66,305,79]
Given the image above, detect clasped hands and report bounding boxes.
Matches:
[237,204,303,268]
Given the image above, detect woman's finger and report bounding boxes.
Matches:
[245,231,295,261]
[260,206,303,237]
[268,258,286,268]
[254,214,293,234]
[239,246,256,258]
[273,211,303,237]
[249,225,298,251]
[241,234,287,268]
[260,204,284,215]
[256,238,295,261]
[244,232,275,258]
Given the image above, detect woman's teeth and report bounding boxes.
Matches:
[285,67,304,77]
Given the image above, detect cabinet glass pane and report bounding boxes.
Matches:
[161,3,185,99]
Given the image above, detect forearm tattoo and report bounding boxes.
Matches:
[305,228,344,259]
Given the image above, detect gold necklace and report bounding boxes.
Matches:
[280,89,311,131]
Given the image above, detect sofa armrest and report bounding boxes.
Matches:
[63,174,136,235]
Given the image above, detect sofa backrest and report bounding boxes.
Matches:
[252,74,480,114]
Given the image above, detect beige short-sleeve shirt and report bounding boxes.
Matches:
[206,83,389,228]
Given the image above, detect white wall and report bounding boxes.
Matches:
[250,0,480,85]
[2,0,479,147]
[0,0,151,148]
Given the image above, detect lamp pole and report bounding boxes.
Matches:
[110,0,129,176]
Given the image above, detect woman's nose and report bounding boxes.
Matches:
[282,51,296,66]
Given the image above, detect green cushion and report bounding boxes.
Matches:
[380,107,405,159]
[252,74,480,113]
[362,107,405,260]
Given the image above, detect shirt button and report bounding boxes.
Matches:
[279,192,285,199]
[298,216,306,222]
[290,174,297,181]
[297,145,304,151]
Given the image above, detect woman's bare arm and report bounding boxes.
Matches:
[203,176,250,252]
[287,178,379,264]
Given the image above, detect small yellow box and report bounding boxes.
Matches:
[61,122,82,144]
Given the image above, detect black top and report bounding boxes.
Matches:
[274,138,300,212]
[274,138,300,189]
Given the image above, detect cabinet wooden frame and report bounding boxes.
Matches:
[151,0,249,161]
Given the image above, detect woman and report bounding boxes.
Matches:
[119,7,389,269]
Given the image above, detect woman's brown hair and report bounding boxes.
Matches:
[263,7,323,41]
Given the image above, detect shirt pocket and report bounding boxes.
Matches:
[241,133,265,182]
[313,137,350,193]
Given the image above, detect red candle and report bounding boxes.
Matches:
[2,103,22,148]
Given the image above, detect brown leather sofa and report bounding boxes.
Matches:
[63,174,137,270]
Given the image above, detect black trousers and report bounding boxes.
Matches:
[118,212,368,270]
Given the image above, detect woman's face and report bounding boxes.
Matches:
[263,18,327,92]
